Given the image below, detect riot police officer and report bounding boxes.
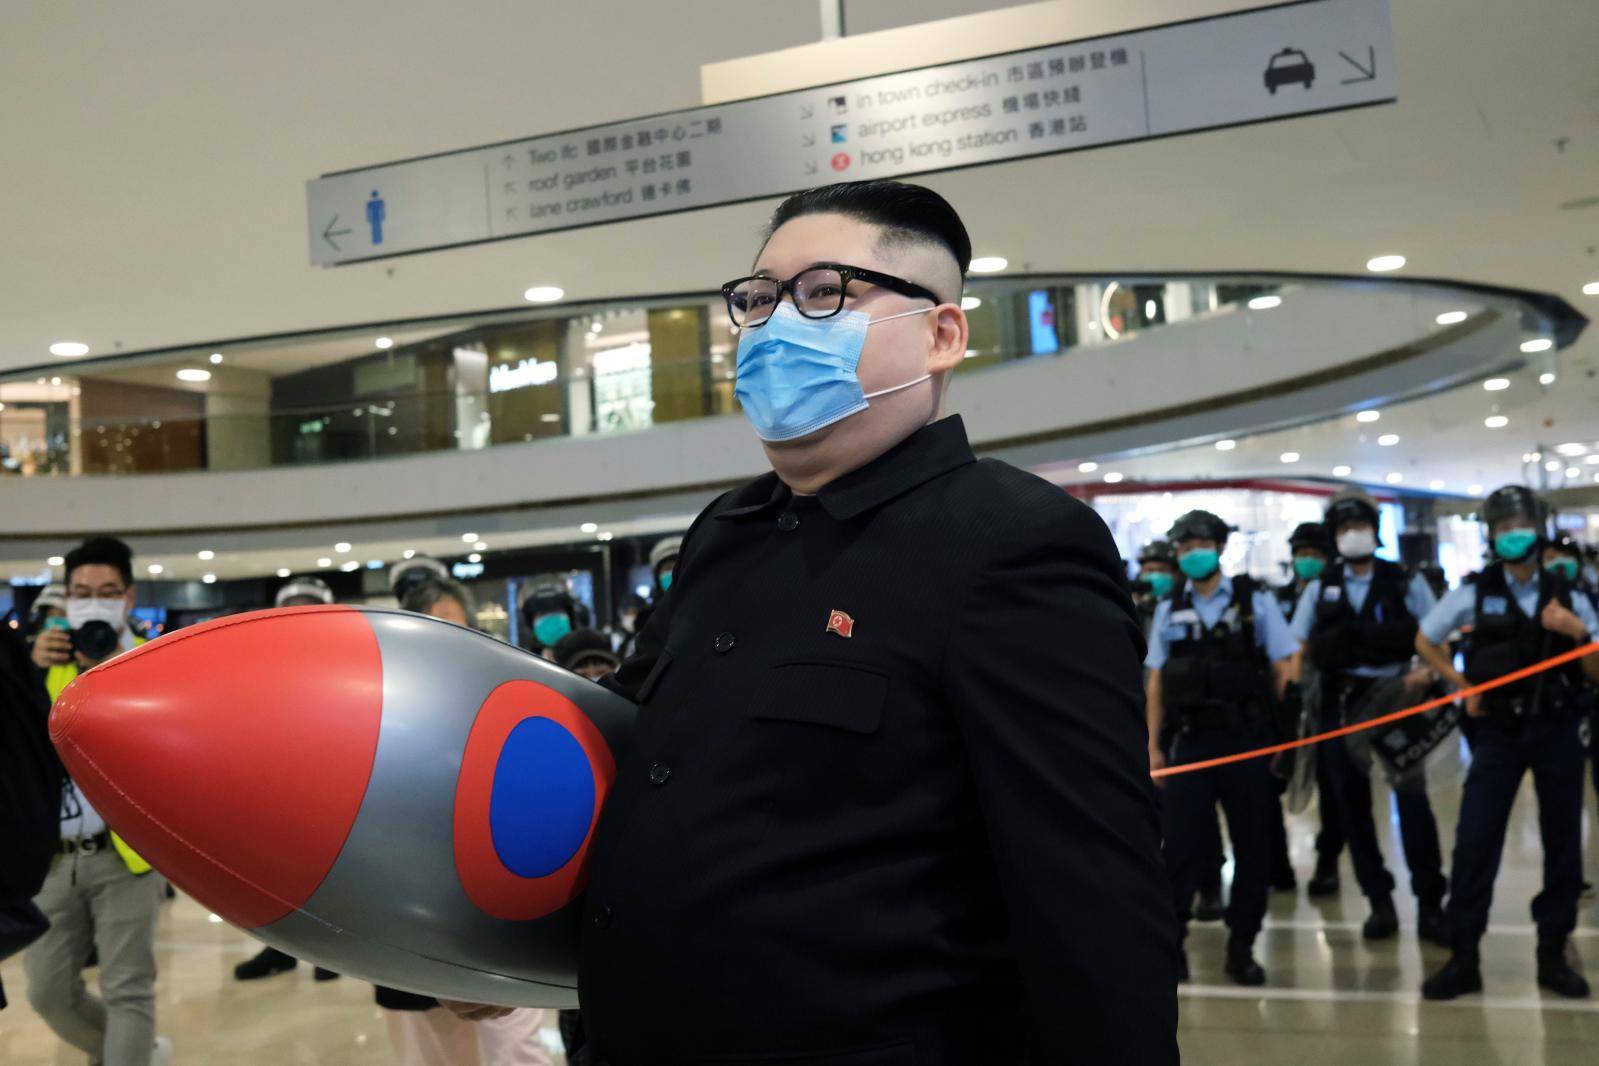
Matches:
[1133,539,1178,632]
[1416,486,1599,1000]
[1291,489,1447,942]
[1279,522,1331,617]
[1146,510,1299,985]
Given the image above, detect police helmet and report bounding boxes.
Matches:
[1137,539,1176,566]
[1288,521,1333,554]
[519,573,577,623]
[1167,510,1231,545]
[32,582,67,615]
[648,536,683,574]
[1323,490,1380,536]
[1481,485,1548,531]
[275,575,335,608]
[389,556,452,601]
[1547,532,1582,558]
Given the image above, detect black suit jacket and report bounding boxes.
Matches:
[580,416,1178,1066]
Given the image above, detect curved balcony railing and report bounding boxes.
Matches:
[0,273,1463,478]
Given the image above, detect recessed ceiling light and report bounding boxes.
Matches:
[276,568,291,578]
[1468,484,1483,495]
[1333,465,1352,477]
[1566,467,1580,478]
[473,541,487,552]
[1585,455,1599,465]
[1077,461,1098,473]
[1215,439,1237,451]
[1385,472,1403,484]
[197,550,215,560]
[1377,434,1399,446]
[968,256,1008,273]
[461,532,478,543]
[467,553,482,563]
[1540,372,1556,385]
[147,563,164,575]
[1435,311,1468,326]
[1429,479,1445,490]
[176,368,211,382]
[1482,378,1509,391]
[524,285,565,303]
[1521,338,1553,354]
[580,522,599,533]
[960,296,982,311]
[374,336,394,350]
[1484,415,1508,428]
[597,531,614,542]
[209,352,224,364]
[334,542,352,553]
[50,341,89,357]
[1555,442,1588,456]
[1366,254,1406,273]
[402,549,416,559]
[1248,295,1282,311]
[317,557,332,568]
[340,560,361,572]
[1356,410,1380,423]
[202,573,217,584]
[1279,451,1300,463]
[1103,472,1123,483]
[1544,459,1561,472]
[47,555,64,566]
[1584,281,1599,296]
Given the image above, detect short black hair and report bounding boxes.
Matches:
[765,180,972,281]
[64,536,134,587]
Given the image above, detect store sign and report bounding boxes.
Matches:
[489,358,559,394]
[307,0,1394,265]
[452,561,486,579]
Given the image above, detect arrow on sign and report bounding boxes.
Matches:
[322,215,353,252]
[801,132,816,147]
[804,161,818,175]
[1338,46,1376,83]
[799,104,814,119]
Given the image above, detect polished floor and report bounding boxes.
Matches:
[3,771,1598,1064]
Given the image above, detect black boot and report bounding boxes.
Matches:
[1270,865,1298,893]
[313,967,340,982]
[1194,887,1225,923]
[1537,938,1591,999]
[1307,854,1340,897]
[1417,902,1451,947]
[1422,947,1483,1001]
[1362,895,1399,941]
[1224,937,1266,987]
[234,947,298,981]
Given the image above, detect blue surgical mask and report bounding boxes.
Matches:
[1146,572,1174,599]
[1545,557,1579,583]
[1178,549,1220,581]
[533,613,573,647]
[734,302,935,442]
[1493,528,1539,563]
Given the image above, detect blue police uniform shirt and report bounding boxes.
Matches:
[1145,574,1299,670]
[1290,568,1439,678]
[1420,570,1599,646]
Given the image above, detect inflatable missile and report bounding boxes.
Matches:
[49,605,635,1007]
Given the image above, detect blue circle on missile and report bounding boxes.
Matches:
[489,717,596,878]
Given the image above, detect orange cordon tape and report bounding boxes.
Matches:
[1150,640,1599,779]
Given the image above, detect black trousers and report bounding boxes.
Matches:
[1162,726,1272,945]
[1446,709,1587,948]
[1315,754,1345,862]
[1198,782,1293,894]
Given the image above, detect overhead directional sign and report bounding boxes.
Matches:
[307,0,1394,266]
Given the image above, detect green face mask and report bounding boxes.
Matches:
[533,613,573,647]
[1178,549,1220,581]
[658,570,673,591]
[1292,556,1326,582]
[1545,557,1580,583]
[1146,572,1174,599]
[1493,528,1539,563]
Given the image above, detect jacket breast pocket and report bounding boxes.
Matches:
[750,661,888,735]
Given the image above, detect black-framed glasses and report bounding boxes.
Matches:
[721,262,940,328]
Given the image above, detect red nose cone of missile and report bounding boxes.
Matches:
[50,606,384,929]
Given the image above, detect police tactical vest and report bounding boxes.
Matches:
[1307,559,1417,672]
[1160,576,1271,724]
[1274,581,1302,620]
[1464,563,1582,715]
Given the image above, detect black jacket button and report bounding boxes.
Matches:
[777,511,799,532]
[592,904,613,929]
[713,631,736,653]
[649,762,673,786]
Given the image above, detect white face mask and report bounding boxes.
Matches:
[66,597,128,634]
[1336,528,1377,560]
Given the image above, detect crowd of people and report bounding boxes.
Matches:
[1133,485,1599,998]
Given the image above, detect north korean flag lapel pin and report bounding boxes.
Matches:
[826,609,855,639]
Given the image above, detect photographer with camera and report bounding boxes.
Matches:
[26,535,169,1065]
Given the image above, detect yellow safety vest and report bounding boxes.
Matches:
[47,641,154,876]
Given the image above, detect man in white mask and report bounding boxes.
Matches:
[1290,490,1447,944]
[27,536,169,1066]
